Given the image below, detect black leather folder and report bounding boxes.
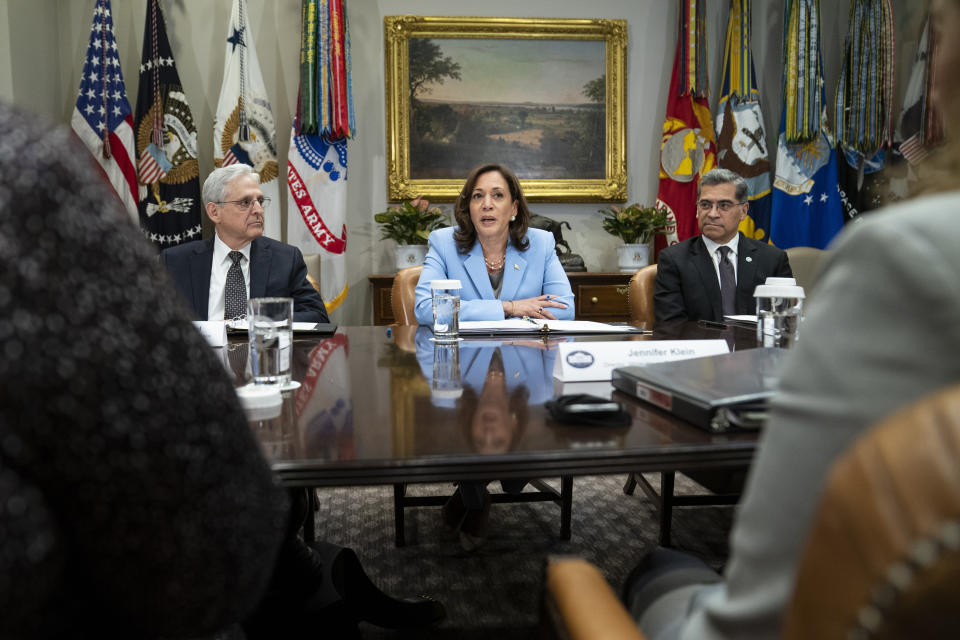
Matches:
[611,348,787,432]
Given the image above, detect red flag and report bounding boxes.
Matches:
[655,0,716,257]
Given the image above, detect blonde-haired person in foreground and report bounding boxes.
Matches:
[625,1,960,638]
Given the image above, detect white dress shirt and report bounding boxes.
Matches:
[701,233,740,288]
[208,234,252,320]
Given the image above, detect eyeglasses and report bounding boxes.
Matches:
[697,200,744,213]
[217,196,270,211]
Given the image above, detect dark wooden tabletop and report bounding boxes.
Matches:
[241,323,761,487]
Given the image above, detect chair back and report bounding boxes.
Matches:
[783,383,960,639]
[784,246,827,295]
[627,264,657,326]
[303,253,322,283]
[391,265,423,325]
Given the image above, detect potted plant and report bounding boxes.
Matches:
[597,203,670,272]
[374,197,450,270]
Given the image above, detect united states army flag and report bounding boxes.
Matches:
[286,0,354,312]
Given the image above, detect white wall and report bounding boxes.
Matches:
[3,0,918,325]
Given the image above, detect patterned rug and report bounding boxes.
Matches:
[311,473,734,638]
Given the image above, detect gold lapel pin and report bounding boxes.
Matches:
[513,263,519,270]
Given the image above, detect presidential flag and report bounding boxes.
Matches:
[715,0,772,243]
[287,0,355,312]
[134,0,201,248]
[213,0,281,240]
[71,0,141,222]
[655,0,716,256]
[769,0,844,249]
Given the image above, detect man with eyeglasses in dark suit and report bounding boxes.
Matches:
[161,163,328,323]
[654,168,793,325]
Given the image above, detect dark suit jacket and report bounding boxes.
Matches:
[160,236,329,323]
[654,232,792,324]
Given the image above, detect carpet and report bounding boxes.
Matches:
[310,473,734,638]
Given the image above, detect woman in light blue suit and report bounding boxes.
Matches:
[414,164,574,325]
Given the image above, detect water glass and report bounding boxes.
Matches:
[431,279,461,342]
[431,342,463,401]
[754,283,804,348]
[248,297,294,385]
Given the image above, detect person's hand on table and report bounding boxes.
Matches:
[503,294,568,320]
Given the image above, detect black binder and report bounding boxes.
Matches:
[611,348,787,432]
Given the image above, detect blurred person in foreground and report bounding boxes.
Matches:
[413,163,574,324]
[0,103,440,639]
[625,2,960,638]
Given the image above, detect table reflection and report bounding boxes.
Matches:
[234,327,757,480]
[414,327,558,456]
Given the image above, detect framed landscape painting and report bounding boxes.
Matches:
[384,16,627,202]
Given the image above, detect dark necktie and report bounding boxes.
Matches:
[224,250,247,320]
[717,246,736,316]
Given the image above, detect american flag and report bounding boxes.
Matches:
[70,0,141,221]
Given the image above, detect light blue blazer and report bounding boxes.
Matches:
[414,227,575,325]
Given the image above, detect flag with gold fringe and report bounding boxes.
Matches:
[655,0,717,256]
[213,0,281,240]
[286,0,355,312]
[134,0,202,248]
[71,0,141,223]
[715,0,772,243]
[769,0,844,249]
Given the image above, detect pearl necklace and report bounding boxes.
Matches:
[484,254,505,271]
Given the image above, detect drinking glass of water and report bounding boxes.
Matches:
[430,279,461,342]
[247,297,294,385]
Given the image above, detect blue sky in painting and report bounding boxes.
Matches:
[419,38,605,105]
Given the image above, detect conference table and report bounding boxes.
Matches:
[240,322,761,545]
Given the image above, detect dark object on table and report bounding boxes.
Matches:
[546,394,631,427]
[530,213,586,272]
[612,349,787,432]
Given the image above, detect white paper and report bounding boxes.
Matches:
[226,319,320,332]
[192,321,228,347]
[552,339,730,382]
[459,319,634,334]
[724,314,758,324]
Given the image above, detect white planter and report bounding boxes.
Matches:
[617,243,650,273]
[394,244,428,271]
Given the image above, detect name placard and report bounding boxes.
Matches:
[192,320,228,347]
[552,340,730,382]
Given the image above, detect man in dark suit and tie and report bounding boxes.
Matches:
[654,168,792,324]
[161,164,328,323]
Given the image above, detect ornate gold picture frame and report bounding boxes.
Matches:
[384,16,627,202]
